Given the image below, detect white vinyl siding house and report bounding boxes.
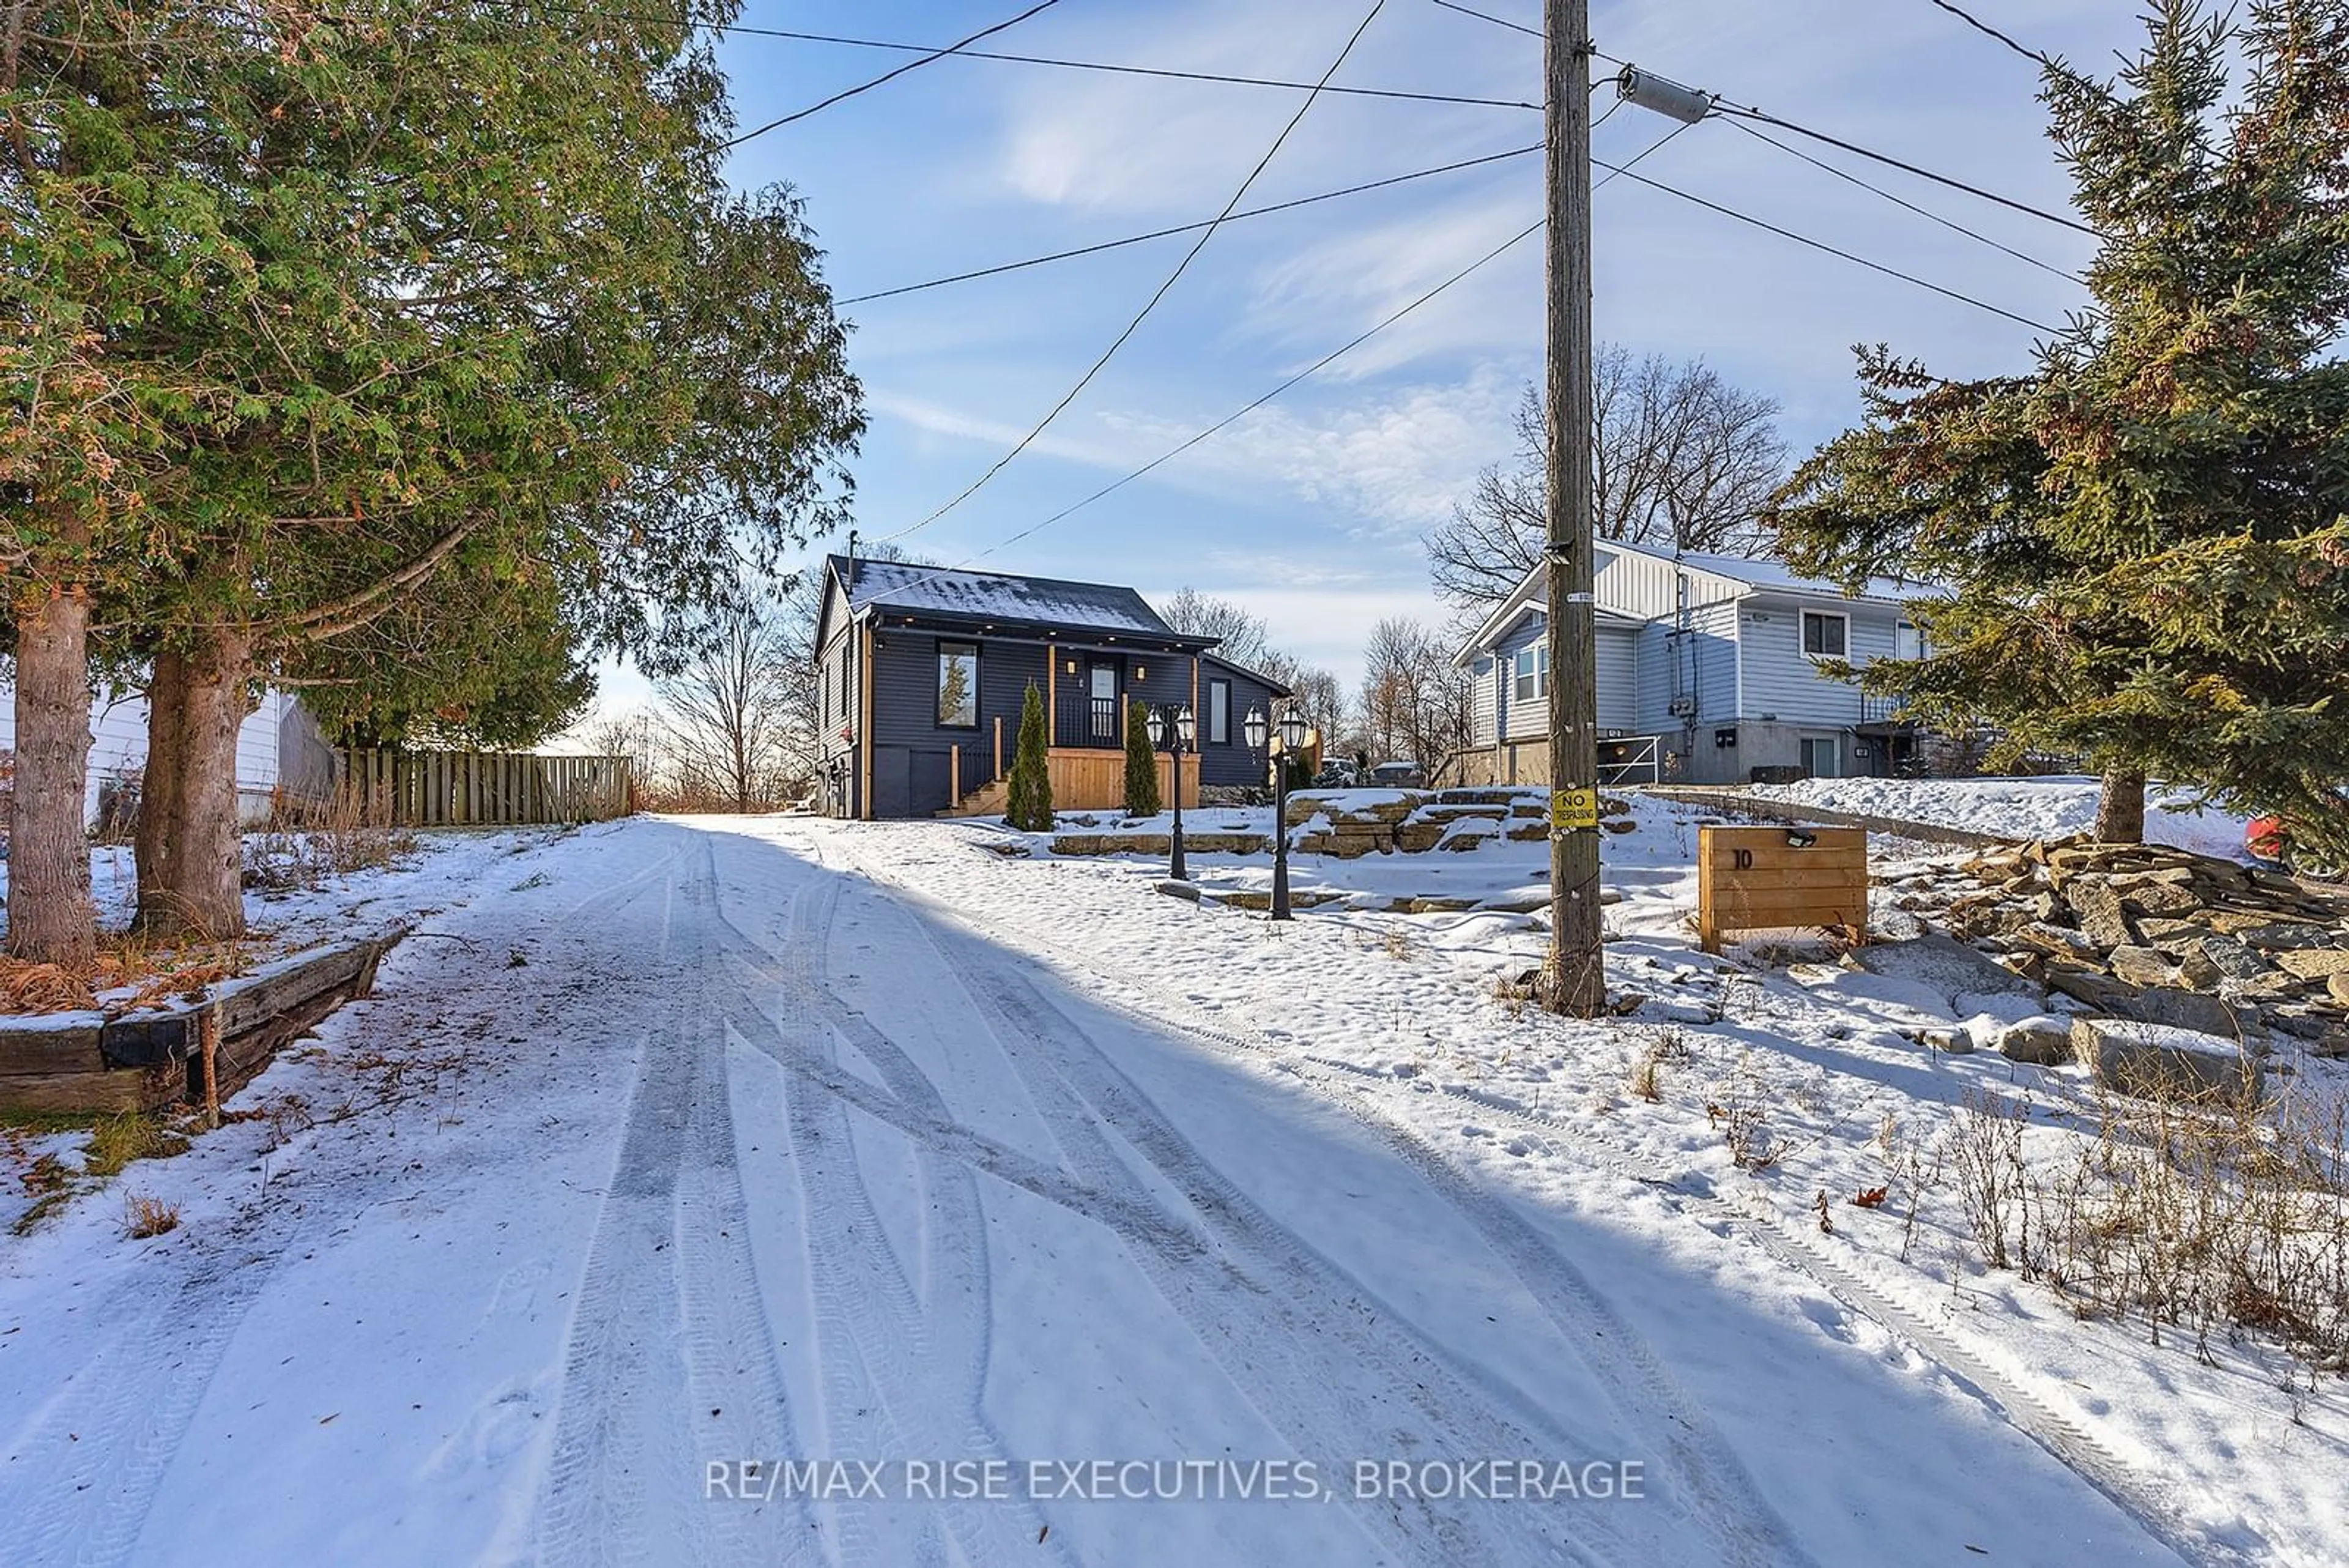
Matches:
[1453,541,1945,786]
[0,684,336,827]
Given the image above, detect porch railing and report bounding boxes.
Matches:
[1860,691,1911,726]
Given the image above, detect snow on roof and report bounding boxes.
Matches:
[842,557,1194,641]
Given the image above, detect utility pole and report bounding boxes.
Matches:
[1542,0,1606,1017]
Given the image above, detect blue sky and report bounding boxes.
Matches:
[581,0,2134,727]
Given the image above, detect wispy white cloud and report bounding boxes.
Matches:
[1101,362,1527,533]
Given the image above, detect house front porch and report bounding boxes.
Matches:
[940,747,1200,817]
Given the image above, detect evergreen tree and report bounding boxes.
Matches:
[1773,1,2349,856]
[1122,699,1162,817]
[1006,683,1054,832]
[6,2,862,943]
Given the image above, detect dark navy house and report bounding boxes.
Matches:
[814,556,1290,819]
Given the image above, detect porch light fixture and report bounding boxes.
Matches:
[1135,663,1147,682]
[1066,658,1078,675]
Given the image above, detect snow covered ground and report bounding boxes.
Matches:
[0,808,2339,1564]
[1740,775,2253,859]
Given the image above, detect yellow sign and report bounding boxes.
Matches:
[1549,787,1600,830]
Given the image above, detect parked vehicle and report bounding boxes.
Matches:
[1368,760,1425,789]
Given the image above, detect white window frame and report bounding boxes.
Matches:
[1895,620,1924,661]
[1208,678,1231,745]
[1513,643,1549,701]
[1800,609,1849,662]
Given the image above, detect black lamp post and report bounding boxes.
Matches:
[1145,703,1195,880]
[1245,706,1311,920]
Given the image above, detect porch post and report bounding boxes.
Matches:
[858,622,875,820]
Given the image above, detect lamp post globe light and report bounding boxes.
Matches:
[1146,704,1195,881]
[1246,707,1310,921]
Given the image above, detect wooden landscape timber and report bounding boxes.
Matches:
[0,931,406,1115]
[1697,825,1871,953]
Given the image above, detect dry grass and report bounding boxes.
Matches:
[123,1191,180,1238]
[247,793,417,891]
[0,933,253,1016]
[1631,1027,1691,1104]
[83,1109,191,1179]
[1940,1080,2349,1374]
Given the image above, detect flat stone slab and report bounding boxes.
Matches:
[1852,933,2035,1011]
[1996,1016,2075,1066]
[2071,1016,2263,1103]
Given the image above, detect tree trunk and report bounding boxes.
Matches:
[134,648,187,925]
[136,628,251,939]
[2095,762,2148,844]
[9,580,97,965]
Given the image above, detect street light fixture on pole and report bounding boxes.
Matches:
[1244,706,1309,920]
[1542,0,1606,1017]
[1145,703,1195,882]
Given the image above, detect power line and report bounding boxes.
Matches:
[1922,0,2057,70]
[724,0,1065,149]
[1595,153,2063,331]
[864,218,1545,605]
[877,0,1393,544]
[841,143,1542,306]
[495,2,1534,111]
[858,118,1696,605]
[1723,117,2082,282]
[721,25,1536,111]
[1425,0,1540,39]
[1709,100,2095,235]
[1415,0,2095,236]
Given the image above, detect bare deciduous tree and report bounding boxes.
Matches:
[1158,587,1274,671]
[1426,351,1787,609]
[1358,617,1472,777]
[654,580,795,812]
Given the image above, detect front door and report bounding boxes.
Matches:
[1088,661,1119,745]
[1800,735,1839,778]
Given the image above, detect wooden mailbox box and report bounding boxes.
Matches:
[1696,825,1869,953]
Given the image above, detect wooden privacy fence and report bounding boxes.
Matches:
[337,749,633,827]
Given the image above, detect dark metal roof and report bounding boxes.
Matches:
[834,556,1213,647]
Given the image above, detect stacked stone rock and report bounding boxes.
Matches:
[1281,789,1633,857]
[1923,836,2349,1060]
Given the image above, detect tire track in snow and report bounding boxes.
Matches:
[927,931,1638,1568]
[533,843,822,1568]
[841,836,1802,1566]
[0,1198,327,1567]
[708,851,1066,1565]
[0,830,700,1568]
[831,830,2218,1568]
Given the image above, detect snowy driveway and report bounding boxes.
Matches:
[0,817,2188,1566]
